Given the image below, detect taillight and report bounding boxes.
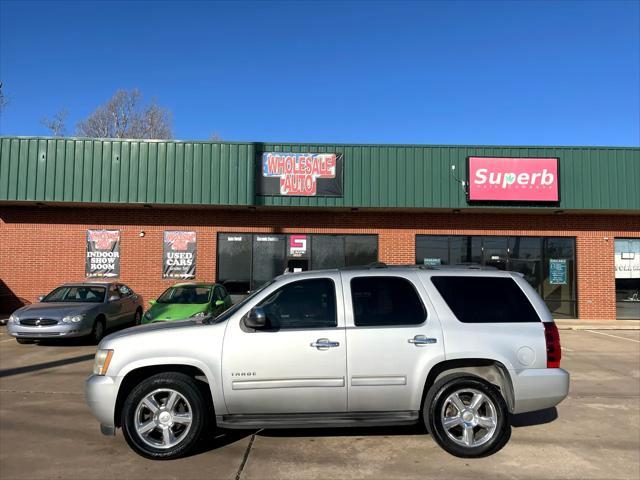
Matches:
[544,322,561,368]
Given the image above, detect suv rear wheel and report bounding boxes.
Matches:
[121,372,207,459]
[424,374,510,458]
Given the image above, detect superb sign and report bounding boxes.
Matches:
[257,152,343,197]
[468,157,559,202]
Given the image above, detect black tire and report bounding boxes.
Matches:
[121,372,207,460]
[424,374,510,458]
[133,309,142,326]
[90,318,105,344]
[16,338,36,344]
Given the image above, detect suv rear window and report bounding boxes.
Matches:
[431,276,540,323]
[351,276,426,326]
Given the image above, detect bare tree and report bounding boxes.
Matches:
[76,89,172,139]
[0,82,8,113]
[209,132,223,141]
[41,109,68,136]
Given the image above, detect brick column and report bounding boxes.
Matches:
[577,235,616,320]
[378,230,415,265]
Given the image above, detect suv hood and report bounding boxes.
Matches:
[103,317,207,342]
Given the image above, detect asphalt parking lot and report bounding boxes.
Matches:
[0,328,638,480]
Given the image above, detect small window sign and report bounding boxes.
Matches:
[549,258,568,285]
[423,258,442,266]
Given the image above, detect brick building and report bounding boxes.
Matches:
[1,137,638,320]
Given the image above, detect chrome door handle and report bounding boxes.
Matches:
[310,338,340,349]
[408,335,437,346]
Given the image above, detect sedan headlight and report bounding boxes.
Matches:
[8,314,19,324]
[62,314,85,323]
[190,311,206,319]
[93,349,114,376]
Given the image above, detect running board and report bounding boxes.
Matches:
[217,411,420,429]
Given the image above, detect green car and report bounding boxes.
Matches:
[142,283,232,324]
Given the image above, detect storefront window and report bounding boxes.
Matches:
[415,236,449,265]
[217,234,252,294]
[312,236,346,270]
[218,233,378,294]
[415,235,576,318]
[252,235,286,291]
[615,239,640,319]
[345,235,378,267]
[450,236,482,265]
[509,237,543,294]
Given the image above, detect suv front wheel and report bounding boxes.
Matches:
[424,374,510,458]
[121,372,207,459]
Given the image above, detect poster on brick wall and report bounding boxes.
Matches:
[86,230,120,278]
[163,231,197,279]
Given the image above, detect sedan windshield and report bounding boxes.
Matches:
[157,286,212,304]
[42,286,106,303]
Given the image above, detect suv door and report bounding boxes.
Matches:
[221,274,347,414]
[342,271,445,412]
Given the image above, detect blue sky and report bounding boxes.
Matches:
[1,0,638,146]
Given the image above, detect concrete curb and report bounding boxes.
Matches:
[555,320,640,331]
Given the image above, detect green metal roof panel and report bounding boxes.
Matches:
[0,137,638,211]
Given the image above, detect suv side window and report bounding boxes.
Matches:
[258,278,337,330]
[351,276,426,327]
[431,276,540,323]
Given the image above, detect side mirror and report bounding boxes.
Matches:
[108,295,120,302]
[215,300,224,307]
[148,299,156,306]
[37,295,45,302]
[244,306,268,329]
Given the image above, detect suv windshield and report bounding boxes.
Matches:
[157,286,212,304]
[42,286,106,303]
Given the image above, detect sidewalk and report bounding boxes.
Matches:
[555,319,640,330]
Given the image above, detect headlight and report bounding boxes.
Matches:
[8,314,19,324]
[190,312,206,318]
[144,311,152,319]
[62,314,85,323]
[93,349,114,376]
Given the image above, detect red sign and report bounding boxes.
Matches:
[468,157,559,202]
[259,153,342,196]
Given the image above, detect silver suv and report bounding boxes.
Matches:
[85,266,569,459]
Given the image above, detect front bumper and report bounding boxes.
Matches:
[85,374,119,434]
[511,368,570,414]
[7,321,93,339]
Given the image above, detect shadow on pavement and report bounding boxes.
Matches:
[510,407,558,427]
[0,353,95,378]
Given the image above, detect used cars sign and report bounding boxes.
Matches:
[467,156,559,202]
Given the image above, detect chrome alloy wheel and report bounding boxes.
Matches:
[134,388,193,449]
[440,388,498,448]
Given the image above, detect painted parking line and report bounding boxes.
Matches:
[586,330,640,343]
[0,338,16,344]
[561,346,574,352]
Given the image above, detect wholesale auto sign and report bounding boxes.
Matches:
[163,231,196,279]
[257,152,343,197]
[467,157,559,202]
[86,230,120,278]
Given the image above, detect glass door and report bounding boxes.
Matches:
[615,239,640,319]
